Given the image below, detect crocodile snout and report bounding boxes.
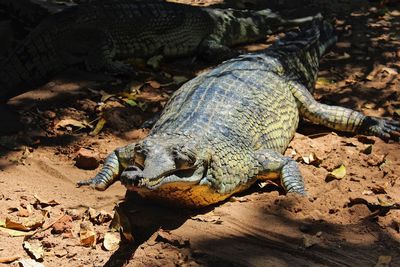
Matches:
[120,165,144,186]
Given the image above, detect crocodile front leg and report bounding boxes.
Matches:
[289,82,400,141]
[77,144,136,190]
[198,39,238,62]
[256,149,306,195]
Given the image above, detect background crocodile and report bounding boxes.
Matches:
[78,21,400,207]
[0,0,321,102]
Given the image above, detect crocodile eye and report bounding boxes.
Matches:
[133,144,145,169]
[173,148,195,170]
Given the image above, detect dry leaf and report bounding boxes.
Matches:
[85,208,112,225]
[375,255,392,267]
[381,67,398,75]
[316,77,333,86]
[303,234,319,248]
[364,103,376,109]
[377,196,395,207]
[34,194,59,207]
[17,259,45,267]
[0,255,20,263]
[148,80,161,89]
[172,75,189,85]
[362,190,374,196]
[327,165,346,180]
[90,117,107,136]
[55,118,91,130]
[337,52,351,60]
[302,152,321,166]
[23,241,44,261]
[5,215,44,231]
[103,232,120,251]
[100,90,114,102]
[79,221,96,247]
[0,226,35,237]
[129,80,144,93]
[122,99,138,107]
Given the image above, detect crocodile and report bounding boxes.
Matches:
[0,0,322,102]
[78,21,400,207]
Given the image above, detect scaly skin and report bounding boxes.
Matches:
[0,0,321,102]
[78,21,400,207]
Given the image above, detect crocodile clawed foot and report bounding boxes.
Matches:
[361,116,400,142]
[77,177,109,191]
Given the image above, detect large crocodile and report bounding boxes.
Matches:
[0,0,321,102]
[78,21,400,207]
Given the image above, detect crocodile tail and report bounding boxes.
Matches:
[0,0,49,28]
[317,20,337,56]
[0,29,65,103]
[270,20,337,91]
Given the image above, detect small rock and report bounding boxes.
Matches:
[75,148,99,170]
[51,215,73,234]
[66,209,82,220]
[42,111,56,119]
[79,221,96,247]
[303,234,319,248]
[299,224,311,233]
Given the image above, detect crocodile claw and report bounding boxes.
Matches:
[361,116,400,141]
[77,175,109,191]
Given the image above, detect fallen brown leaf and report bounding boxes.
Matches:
[0,226,35,237]
[148,80,161,89]
[0,255,20,263]
[55,118,92,131]
[34,194,59,208]
[5,214,44,231]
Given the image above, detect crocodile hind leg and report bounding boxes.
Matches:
[60,28,134,75]
[289,82,400,141]
[77,144,136,190]
[85,35,135,75]
[256,149,306,195]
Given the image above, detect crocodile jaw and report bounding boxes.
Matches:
[124,164,206,191]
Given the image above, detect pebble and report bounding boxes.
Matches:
[75,148,100,170]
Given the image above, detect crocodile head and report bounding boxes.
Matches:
[120,134,210,191]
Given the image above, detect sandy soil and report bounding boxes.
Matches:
[0,1,399,266]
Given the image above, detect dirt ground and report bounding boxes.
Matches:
[0,0,400,266]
